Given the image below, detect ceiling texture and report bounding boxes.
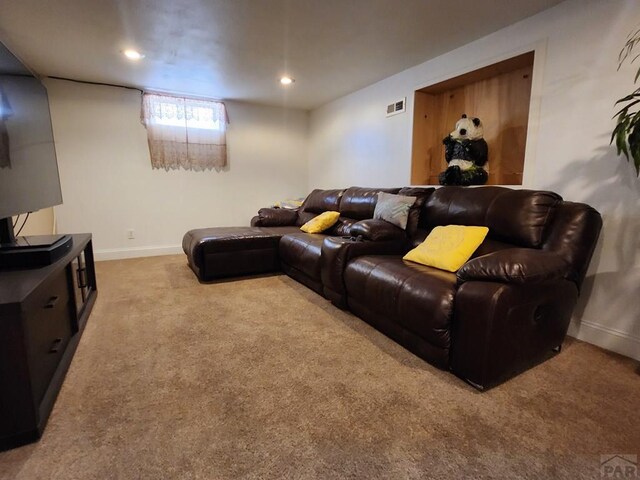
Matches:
[0,0,564,110]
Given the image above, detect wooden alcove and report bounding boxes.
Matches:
[410,51,534,185]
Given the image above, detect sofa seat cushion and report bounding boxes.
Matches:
[183,226,298,256]
[344,255,457,349]
[182,226,301,281]
[258,226,304,236]
[279,232,328,281]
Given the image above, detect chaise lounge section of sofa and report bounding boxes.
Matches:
[182,185,602,389]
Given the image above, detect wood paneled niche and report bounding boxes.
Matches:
[410,51,534,185]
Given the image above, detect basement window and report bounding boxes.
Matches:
[141,93,228,171]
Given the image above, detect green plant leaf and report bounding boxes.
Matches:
[631,137,640,174]
[617,116,631,157]
[614,93,640,105]
[612,119,627,135]
[614,28,640,179]
[613,99,640,117]
[611,123,623,145]
[616,128,629,158]
[625,123,640,175]
[614,106,630,118]
[619,34,640,67]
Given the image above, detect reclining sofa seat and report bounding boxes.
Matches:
[277,187,400,293]
[341,186,602,389]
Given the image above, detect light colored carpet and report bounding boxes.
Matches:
[0,255,638,479]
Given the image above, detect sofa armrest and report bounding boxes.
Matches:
[349,219,406,242]
[251,207,299,227]
[451,279,578,390]
[457,248,569,285]
[320,236,406,307]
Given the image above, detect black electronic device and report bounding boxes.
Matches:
[0,40,64,267]
[0,234,73,268]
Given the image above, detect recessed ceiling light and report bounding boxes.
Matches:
[280,76,294,85]
[123,49,144,60]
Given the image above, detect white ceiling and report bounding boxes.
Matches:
[0,0,564,110]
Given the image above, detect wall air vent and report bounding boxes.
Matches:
[386,97,406,117]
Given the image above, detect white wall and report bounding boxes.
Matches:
[12,207,55,236]
[308,0,640,360]
[46,79,309,260]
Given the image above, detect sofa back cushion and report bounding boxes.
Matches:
[486,189,561,247]
[398,187,435,237]
[339,187,400,220]
[296,211,317,226]
[420,186,561,248]
[301,189,345,214]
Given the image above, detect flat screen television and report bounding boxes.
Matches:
[0,40,70,266]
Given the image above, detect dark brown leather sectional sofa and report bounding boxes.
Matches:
[182,186,602,389]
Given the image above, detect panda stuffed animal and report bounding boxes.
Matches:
[439,114,488,186]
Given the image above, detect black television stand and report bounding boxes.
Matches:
[0,233,97,450]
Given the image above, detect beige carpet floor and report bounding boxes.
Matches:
[0,254,638,479]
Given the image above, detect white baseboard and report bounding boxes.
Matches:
[570,320,640,361]
[94,245,183,261]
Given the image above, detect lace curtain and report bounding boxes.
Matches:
[140,93,228,171]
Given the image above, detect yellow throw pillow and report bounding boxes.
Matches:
[403,225,489,272]
[300,211,340,234]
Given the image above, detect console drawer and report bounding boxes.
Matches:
[23,269,73,405]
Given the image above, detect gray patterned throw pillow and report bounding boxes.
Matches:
[373,192,416,230]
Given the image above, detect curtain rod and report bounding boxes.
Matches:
[143,89,224,103]
[45,76,224,103]
[46,76,144,93]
